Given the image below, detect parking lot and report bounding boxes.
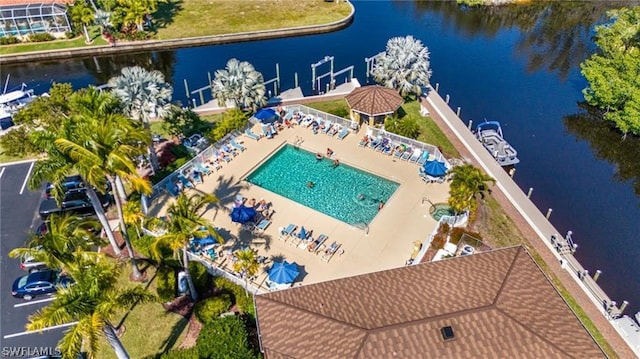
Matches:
[0,161,67,353]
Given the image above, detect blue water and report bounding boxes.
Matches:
[4,1,640,314]
[246,145,398,225]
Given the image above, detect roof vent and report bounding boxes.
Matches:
[441,326,455,340]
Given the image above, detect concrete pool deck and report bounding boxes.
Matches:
[147,123,450,287]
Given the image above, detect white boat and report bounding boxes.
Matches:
[610,313,640,356]
[475,120,520,167]
[0,83,38,130]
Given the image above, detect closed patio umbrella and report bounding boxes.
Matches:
[231,205,257,224]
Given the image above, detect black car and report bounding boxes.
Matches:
[11,269,74,301]
[39,188,111,221]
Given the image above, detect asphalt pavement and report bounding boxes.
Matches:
[0,161,66,357]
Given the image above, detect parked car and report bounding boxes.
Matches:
[19,250,47,273]
[45,175,111,199]
[39,188,111,221]
[11,269,74,300]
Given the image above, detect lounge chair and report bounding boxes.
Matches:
[369,136,382,149]
[307,234,328,253]
[393,146,405,159]
[337,126,349,140]
[417,151,430,165]
[195,162,212,176]
[322,121,333,134]
[327,124,339,136]
[380,141,393,155]
[401,147,413,161]
[215,150,232,163]
[245,128,260,141]
[279,224,297,241]
[376,138,389,152]
[230,138,246,152]
[165,181,180,196]
[409,149,422,163]
[254,218,271,232]
[190,170,203,184]
[221,144,238,157]
[321,241,341,262]
[177,174,194,189]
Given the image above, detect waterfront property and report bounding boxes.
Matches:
[146,106,451,288]
[254,246,605,358]
[0,1,72,38]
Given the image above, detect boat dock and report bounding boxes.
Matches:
[421,84,636,357]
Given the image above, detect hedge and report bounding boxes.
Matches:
[212,277,255,319]
[194,294,232,325]
[156,266,177,302]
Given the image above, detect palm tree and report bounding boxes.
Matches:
[211,58,267,112]
[372,35,433,99]
[69,1,95,43]
[447,164,496,213]
[8,214,103,271]
[108,66,173,173]
[232,248,259,296]
[118,0,159,32]
[27,259,155,359]
[53,89,152,280]
[122,200,145,237]
[152,193,220,301]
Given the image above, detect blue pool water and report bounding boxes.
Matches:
[246,145,399,225]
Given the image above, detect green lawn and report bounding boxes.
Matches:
[153,0,352,39]
[1,1,351,55]
[0,27,107,55]
[99,263,189,359]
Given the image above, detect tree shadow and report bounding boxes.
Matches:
[158,315,190,355]
[115,264,159,330]
[153,0,184,30]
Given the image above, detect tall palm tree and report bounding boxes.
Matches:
[53,89,152,279]
[122,200,145,237]
[152,192,220,301]
[108,66,173,173]
[232,248,259,296]
[118,0,159,32]
[69,1,95,43]
[27,259,155,359]
[447,164,496,213]
[211,58,267,112]
[8,214,103,271]
[372,35,433,98]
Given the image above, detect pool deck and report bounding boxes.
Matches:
[147,123,449,288]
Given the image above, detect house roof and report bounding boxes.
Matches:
[345,85,403,117]
[255,246,604,359]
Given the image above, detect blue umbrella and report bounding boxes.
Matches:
[297,226,307,239]
[268,261,300,284]
[230,205,257,224]
[254,108,278,123]
[423,160,447,177]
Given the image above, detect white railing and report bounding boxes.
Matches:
[367,126,450,168]
[186,252,264,295]
[412,211,468,264]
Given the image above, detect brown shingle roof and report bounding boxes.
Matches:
[345,85,403,117]
[255,246,605,359]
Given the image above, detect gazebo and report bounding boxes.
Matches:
[345,85,403,126]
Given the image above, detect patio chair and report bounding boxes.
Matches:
[177,174,194,189]
[409,149,422,163]
[337,126,349,140]
[401,147,414,161]
[376,138,389,152]
[417,151,430,165]
[244,128,260,141]
[369,136,382,149]
[307,234,328,253]
[393,146,405,159]
[194,162,212,176]
[190,170,203,184]
[279,224,297,241]
[320,121,330,134]
[215,149,232,163]
[321,241,341,262]
[230,138,246,151]
[381,141,394,155]
[254,218,271,232]
[165,181,180,197]
[221,144,238,157]
[262,125,274,139]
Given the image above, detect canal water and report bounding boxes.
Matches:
[3,0,639,315]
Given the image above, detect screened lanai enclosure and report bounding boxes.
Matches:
[0,3,71,38]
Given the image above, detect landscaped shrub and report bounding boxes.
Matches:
[65,31,75,39]
[384,115,420,139]
[194,294,232,325]
[28,33,55,42]
[0,36,19,45]
[0,127,40,157]
[212,276,255,319]
[431,223,450,250]
[156,347,198,359]
[450,227,482,245]
[208,108,248,142]
[197,316,259,359]
[156,265,177,302]
[188,260,210,296]
[164,107,212,138]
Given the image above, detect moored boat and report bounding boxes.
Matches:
[0,83,38,130]
[475,120,519,167]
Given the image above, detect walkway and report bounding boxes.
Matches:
[421,85,635,358]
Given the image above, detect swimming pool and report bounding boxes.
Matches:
[245,144,399,225]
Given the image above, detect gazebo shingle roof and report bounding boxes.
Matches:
[255,246,604,359]
[345,85,403,117]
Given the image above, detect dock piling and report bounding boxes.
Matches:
[183,79,190,99]
[527,187,533,198]
[593,270,602,282]
[456,107,461,116]
[546,208,553,219]
[435,83,439,92]
[620,301,629,314]
[445,94,450,103]
[468,119,473,130]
